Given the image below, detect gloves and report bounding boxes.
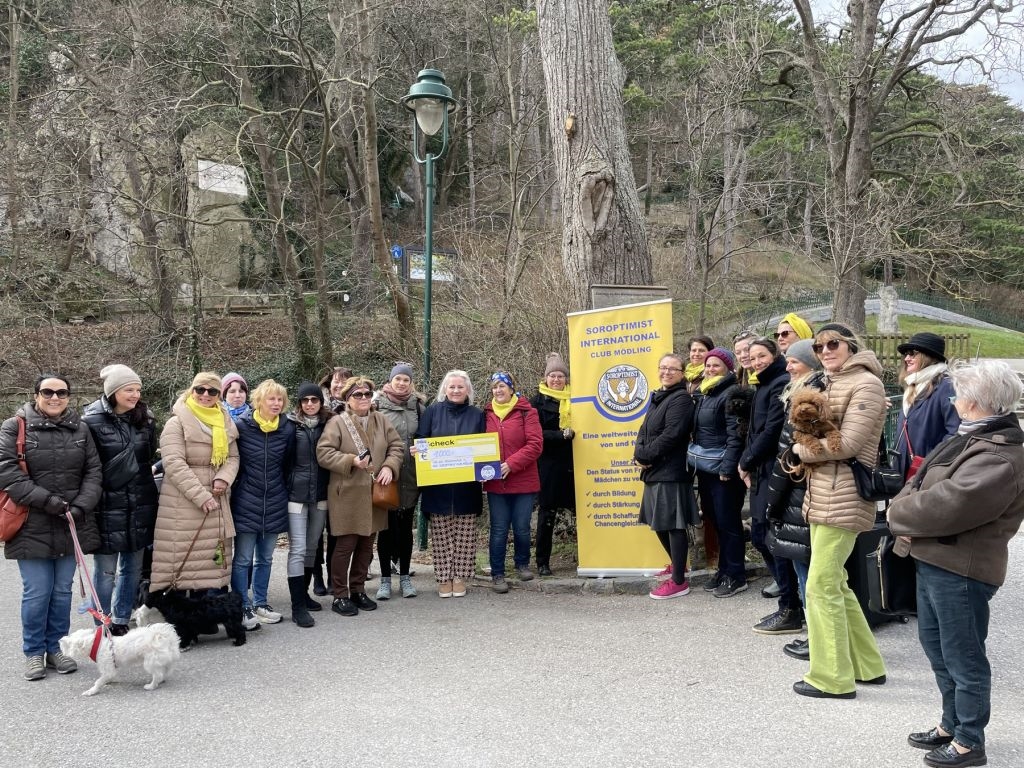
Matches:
[562,428,575,440]
[44,495,68,515]
[69,506,86,524]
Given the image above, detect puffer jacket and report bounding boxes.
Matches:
[287,410,332,505]
[633,381,694,483]
[765,373,827,564]
[895,374,959,476]
[530,391,575,510]
[0,403,103,559]
[483,397,543,495]
[317,411,404,536]
[232,413,296,535]
[415,400,486,517]
[888,413,1024,587]
[739,357,790,520]
[150,397,240,591]
[374,391,424,510]
[797,351,887,533]
[691,373,743,478]
[82,396,159,554]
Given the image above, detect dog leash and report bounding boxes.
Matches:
[64,509,113,661]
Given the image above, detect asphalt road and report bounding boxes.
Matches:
[2,537,1023,768]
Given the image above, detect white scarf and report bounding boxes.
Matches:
[903,363,948,415]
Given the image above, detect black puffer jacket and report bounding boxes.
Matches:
[287,410,332,505]
[691,373,743,478]
[530,391,575,510]
[82,396,159,554]
[232,414,296,535]
[765,373,827,564]
[0,403,103,559]
[739,357,790,520]
[633,381,694,483]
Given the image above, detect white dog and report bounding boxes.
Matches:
[59,623,181,696]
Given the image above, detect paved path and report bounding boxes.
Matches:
[2,540,1023,767]
[765,299,1015,332]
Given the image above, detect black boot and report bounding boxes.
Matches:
[312,565,328,597]
[303,568,322,611]
[288,576,315,628]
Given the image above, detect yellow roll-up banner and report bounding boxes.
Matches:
[568,299,674,576]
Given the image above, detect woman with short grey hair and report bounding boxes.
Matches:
[888,360,1024,768]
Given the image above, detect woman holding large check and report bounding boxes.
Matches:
[414,370,486,599]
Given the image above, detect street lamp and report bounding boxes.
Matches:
[402,68,456,393]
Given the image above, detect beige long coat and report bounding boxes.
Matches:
[796,350,887,533]
[150,397,240,590]
[317,411,404,537]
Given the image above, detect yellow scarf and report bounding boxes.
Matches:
[252,409,279,434]
[748,371,759,386]
[538,382,571,429]
[185,395,229,467]
[699,375,725,395]
[491,394,519,421]
[685,362,704,382]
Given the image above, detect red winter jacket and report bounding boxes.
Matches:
[483,397,543,495]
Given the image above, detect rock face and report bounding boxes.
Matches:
[877,284,900,333]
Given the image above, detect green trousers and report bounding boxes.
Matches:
[804,524,886,694]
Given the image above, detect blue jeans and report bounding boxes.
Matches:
[232,532,278,609]
[18,556,77,656]
[792,559,809,605]
[488,493,534,577]
[916,560,998,750]
[92,550,144,625]
[696,471,746,582]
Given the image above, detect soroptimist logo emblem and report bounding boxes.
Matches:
[597,364,649,414]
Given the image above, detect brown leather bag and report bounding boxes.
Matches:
[371,475,399,510]
[0,417,30,542]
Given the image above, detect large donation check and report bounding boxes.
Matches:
[413,433,502,487]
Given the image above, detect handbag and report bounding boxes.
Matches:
[686,443,726,474]
[901,422,924,481]
[865,534,917,616]
[101,442,141,492]
[847,433,905,503]
[340,412,398,510]
[0,417,30,543]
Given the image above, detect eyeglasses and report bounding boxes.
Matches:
[349,391,373,399]
[657,366,683,373]
[811,339,843,354]
[38,388,70,399]
[732,330,757,342]
[193,386,220,397]
[300,396,321,404]
[773,330,793,340]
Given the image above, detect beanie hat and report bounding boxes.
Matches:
[543,352,569,378]
[785,339,823,371]
[220,372,248,399]
[703,347,735,372]
[896,332,946,363]
[297,381,322,403]
[390,362,414,381]
[816,323,860,353]
[780,313,814,340]
[100,364,142,398]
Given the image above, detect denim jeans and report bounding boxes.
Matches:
[287,503,309,578]
[792,558,809,605]
[18,556,77,656]
[231,532,278,609]
[488,493,534,577]
[916,560,998,750]
[92,550,144,625]
[696,471,747,582]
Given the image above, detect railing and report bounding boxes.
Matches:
[863,333,971,370]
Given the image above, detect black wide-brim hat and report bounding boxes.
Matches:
[897,332,946,363]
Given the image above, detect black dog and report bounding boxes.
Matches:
[141,589,248,648]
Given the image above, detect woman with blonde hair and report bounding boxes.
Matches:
[150,373,240,603]
[317,377,404,616]
[231,379,296,629]
[790,324,888,698]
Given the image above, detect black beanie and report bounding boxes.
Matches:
[816,323,859,353]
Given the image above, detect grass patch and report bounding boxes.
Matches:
[865,317,1024,359]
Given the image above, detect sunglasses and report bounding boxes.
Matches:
[811,339,844,354]
[300,396,321,404]
[349,391,373,399]
[732,330,757,343]
[38,388,70,399]
[773,330,793,339]
[193,386,220,397]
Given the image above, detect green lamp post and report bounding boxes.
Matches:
[402,68,457,393]
[403,68,456,553]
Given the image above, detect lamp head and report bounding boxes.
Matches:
[402,69,457,137]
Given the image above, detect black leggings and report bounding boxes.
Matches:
[377,507,415,577]
[656,529,689,585]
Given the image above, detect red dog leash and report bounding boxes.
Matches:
[65,509,113,661]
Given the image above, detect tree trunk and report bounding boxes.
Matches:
[537,0,652,310]
[5,4,20,263]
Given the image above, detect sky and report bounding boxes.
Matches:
[809,0,1024,107]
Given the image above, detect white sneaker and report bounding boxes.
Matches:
[242,607,260,630]
[254,605,282,624]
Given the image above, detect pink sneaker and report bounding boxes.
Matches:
[649,580,690,599]
[654,564,672,577]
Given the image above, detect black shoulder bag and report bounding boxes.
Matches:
[847,433,904,503]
